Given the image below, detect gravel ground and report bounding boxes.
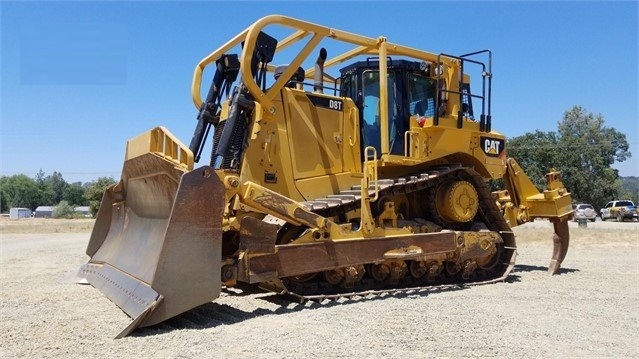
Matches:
[1,219,637,358]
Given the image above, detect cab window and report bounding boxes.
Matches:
[407,73,436,117]
[340,73,357,102]
[361,70,397,153]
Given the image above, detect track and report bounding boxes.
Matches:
[262,164,517,302]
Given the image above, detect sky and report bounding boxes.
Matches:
[1,1,637,184]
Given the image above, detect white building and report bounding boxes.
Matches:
[34,206,55,218]
[9,208,32,219]
[74,206,91,217]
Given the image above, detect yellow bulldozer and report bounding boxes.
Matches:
[78,15,573,338]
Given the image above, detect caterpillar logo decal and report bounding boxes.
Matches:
[480,137,505,157]
[306,94,343,111]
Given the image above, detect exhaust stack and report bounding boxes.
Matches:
[313,48,327,93]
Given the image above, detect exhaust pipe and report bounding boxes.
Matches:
[313,48,327,93]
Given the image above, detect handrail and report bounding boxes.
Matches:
[348,106,359,147]
[363,146,379,202]
[404,129,420,158]
[434,51,492,131]
[360,146,378,235]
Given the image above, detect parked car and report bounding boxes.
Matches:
[600,200,639,222]
[572,203,597,222]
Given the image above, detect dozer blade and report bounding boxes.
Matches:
[78,152,225,338]
[548,219,570,275]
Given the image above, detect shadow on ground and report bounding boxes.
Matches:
[132,283,470,337]
[131,263,557,338]
[514,264,580,275]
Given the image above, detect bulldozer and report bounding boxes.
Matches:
[78,15,573,338]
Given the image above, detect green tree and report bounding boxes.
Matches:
[52,200,76,218]
[506,130,560,190]
[35,169,54,205]
[41,171,69,205]
[506,106,631,210]
[35,169,46,186]
[556,106,631,209]
[0,174,41,212]
[84,177,117,217]
[619,176,639,205]
[64,182,88,206]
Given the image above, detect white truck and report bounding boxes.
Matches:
[600,200,638,222]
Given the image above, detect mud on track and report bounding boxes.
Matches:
[1,219,637,358]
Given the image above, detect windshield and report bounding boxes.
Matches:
[577,204,594,210]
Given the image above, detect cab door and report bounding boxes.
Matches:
[360,69,401,155]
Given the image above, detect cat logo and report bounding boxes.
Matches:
[480,137,505,157]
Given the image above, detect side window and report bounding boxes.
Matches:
[407,74,436,117]
[340,73,357,103]
[362,71,379,124]
[361,71,381,152]
[361,70,397,153]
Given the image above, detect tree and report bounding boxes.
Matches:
[64,182,88,206]
[556,106,631,209]
[52,200,76,219]
[84,177,117,217]
[35,169,46,186]
[40,171,69,205]
[619,176,639,205]
[506,130,560,190]
[507,106,631,210]
[0,174,41,212]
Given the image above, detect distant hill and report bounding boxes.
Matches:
[619,176,638,204]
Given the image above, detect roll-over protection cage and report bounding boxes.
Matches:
[191,15,494,159]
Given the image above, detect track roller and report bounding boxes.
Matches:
[409,260,442,281]
[324,265,365,288]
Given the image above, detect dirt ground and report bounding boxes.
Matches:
[0,217,95,234]
[1,218,637,358]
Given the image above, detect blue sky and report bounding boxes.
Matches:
[1,1,637,183]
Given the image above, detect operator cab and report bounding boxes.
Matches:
[339,59,438,156]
